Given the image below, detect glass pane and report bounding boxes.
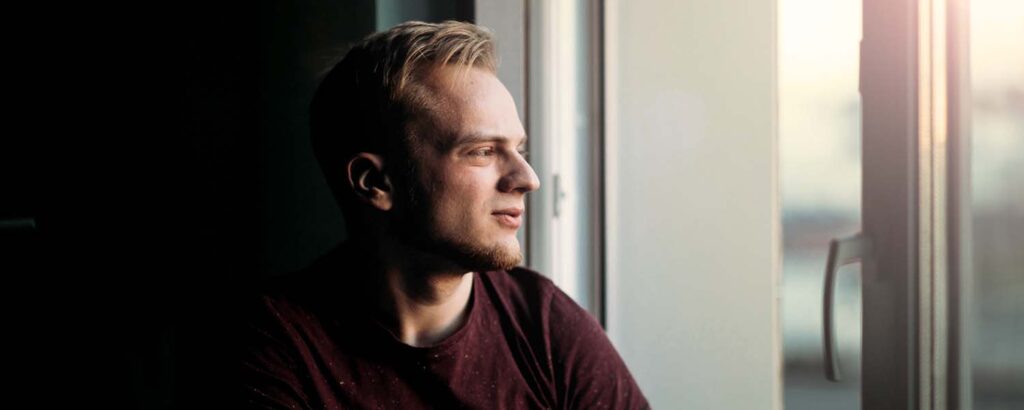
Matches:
[970,1,1024,408]
[779,0,862,408]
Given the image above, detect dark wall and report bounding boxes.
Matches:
[2,1,373,408]
[163,2,378,407]
[105,1,378,407]
[5,1,477,407]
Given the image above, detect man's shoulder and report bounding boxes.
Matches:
[486,272,648,408]
[237,268,320,318]
[478,266,595,331]
[478,266,561,308]
[481,265,556,291]
[237,247,359,330]
[250,241,365,301]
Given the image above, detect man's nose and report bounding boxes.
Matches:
[498,153,541,194]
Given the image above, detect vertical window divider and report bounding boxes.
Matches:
[862,0,969,408]
[917,0,949,408]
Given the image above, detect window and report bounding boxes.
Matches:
[779,0,862,408]
[969,1,1024,408]
[518,0,1022,407]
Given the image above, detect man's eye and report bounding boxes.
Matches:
[469,148,495,157]
[518,150,529,159]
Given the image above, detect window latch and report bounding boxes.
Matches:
[822,232,872,382]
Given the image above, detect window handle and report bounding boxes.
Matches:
[823,232,871,382]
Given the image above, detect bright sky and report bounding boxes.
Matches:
[971,0,1024,209]
[779,0,862,214]
[780,0,1024,213]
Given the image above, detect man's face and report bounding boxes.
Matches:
[395,65,539,272]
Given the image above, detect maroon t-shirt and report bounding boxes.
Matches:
[239,244,649,409]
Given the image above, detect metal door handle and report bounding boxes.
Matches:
[823,232,871,382]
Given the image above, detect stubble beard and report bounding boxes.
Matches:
[396,176,522,273]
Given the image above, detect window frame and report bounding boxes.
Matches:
[859,0,970,407]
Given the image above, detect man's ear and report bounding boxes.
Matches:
[346,153,393,211]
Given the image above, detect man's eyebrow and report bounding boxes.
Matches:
[451,133,529,147]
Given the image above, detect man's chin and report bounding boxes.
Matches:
[456,242,522,272]
[398,224,522,272]
[439,235,522,272]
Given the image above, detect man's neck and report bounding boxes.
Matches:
[367,239,476,347]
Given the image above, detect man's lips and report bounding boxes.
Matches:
[492,208,523,229]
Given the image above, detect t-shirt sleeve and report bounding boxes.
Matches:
[547,288,651,410]
[238,295,313,409]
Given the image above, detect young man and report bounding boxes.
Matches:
[240,21,649,409]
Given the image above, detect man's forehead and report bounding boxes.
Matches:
[410,66,526,150]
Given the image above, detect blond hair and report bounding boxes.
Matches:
[373,20,497,94]
[310,21,498,214]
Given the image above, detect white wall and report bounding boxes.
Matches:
[605,0,781,408]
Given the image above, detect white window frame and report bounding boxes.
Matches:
[476,0,605,321]
[523,0,605,320]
